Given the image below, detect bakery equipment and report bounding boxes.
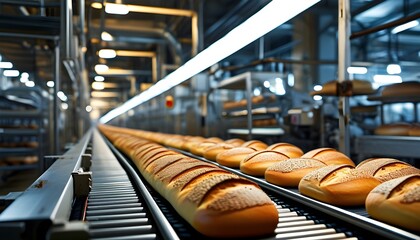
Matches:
[0,129,418,240]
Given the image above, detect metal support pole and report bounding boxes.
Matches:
[245,73,253,140]
[54,43,60,154]
[338,0,351,156]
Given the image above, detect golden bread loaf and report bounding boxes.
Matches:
[409,123,420,136]
[301,148,355,167]
[298,164,381,206]
[216,147,257,168]
[356,158,420,182]
[240,140,268,151]
[224,138,245,147]
[240,150,290,176]
[203,143,234,161]
[99,126,278,238]
[266,143,304,158]
[381,81,420,97]
[265,158,327,187]
[374,123,412,136]
[365,174,420,231]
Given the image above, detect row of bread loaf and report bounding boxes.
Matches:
[98,125,279,238]
[99,124,419,232]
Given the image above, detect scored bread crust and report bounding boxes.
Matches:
[240,150,290,176]
[265,158,327,187]
[202,143,234,161]
[301,148,355,167]
[100,126,278,238]
[224,138,245,147]
[298,164,381,206]
[356,158,420,182]
[266,143,304,158]
[216,147,256,168]
[366,174,420,231]
[240,140,268,151]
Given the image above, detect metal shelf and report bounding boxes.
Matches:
[354,135,420,159]
[227,127,285,135]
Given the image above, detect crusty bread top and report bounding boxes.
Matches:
[267,158,326,173]
[242,150,289,163]
[156,161,216,183]
[266,143,304,158]
[241,140,268,150]
[224,138,245,146]
[145,155,186,173]
[301,148,335,158]
[356,158,419,182]
[216,147,256,159]
[171,168,227,191]
[302,164,353,183]
[370,174,420,203]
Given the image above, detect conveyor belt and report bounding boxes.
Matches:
[97,132,420,240]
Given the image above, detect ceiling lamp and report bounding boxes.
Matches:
[95,64,109,73]
[105,3,129,15]
[94,76,105,82]
[386,64,401,74]
[347,66,368,74]
[391,20,419,34]
[3,69,19,77]
[101,32,113,41]
[0,61,13,69]
[92,82,105,90]
[373,75,402,84]
[100,0,320,123]
[91,2,102,9]
[99,49,117,59]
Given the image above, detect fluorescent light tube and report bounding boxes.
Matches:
[92,82,105,90]
[105,3,129,15]
[47,81,55,88]
[347,66,368,74]
[101,32,113,41]
[99,49,117,59]
[57,91,68,101]
[373,75,402,84]
[95,64,109,73]
[91,2,102,9]
[86,105,93,112]
[313,85,323,91]
[0,62,13,69]
[100,0,320,123]
[386,64,401,74]
[391,20,419,34]
[94,76,105,81]
[3,69,19,77]
[25,81,35,87]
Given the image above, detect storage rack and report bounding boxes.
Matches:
[0,87,47,172]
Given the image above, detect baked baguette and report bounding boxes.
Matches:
[240,150,290,176]
[216,147,257,168]
[298,164,381,206]
[266,143,304,158]
[301,148,355,167]
[265,158,327,187]
[203,143,234,161]
[101,127,278,238]
[240,140,268,151]
[224,138,245,147]
[356,158,420,182]
[365,174,420,231]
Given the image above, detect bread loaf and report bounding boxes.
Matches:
[267,143,304,158]
[216,147,257,168]
[224,138,245,147]
[301,148,355,167]
[365,174,420,231]
[240,150,290,176]
[298,164,381,206]
[356,158,420,182]
[203,143,234,161]
[374,123,412,136]
[265,158,327,187]
[240,140,268,151]
[409,123,420,136]
[100,126,279,238]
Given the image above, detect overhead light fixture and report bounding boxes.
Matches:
[95,64,109,73]
[100,0,320,123]
[91,2,102,9]
[101,32,113,41]
[313,95,322,101]
[92,82,105,90]
[386,64,401,74]
[98,49,117,59]
[0,62,13,69]
[373,75,402,84]
[347,66,368,74]
[20,72,29,83]
[3,69,19,77]
[57,91,68,101]
[25,81,35,87]
[313,85,323,91]
[94,76,105,82]
[105,3,129,15]
[391,20,419,34]
[61,103,69,110]
[47,81,55,88]
[86,105,93,112]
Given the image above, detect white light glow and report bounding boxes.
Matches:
[100,0,320,123]
[86,105,93,112]
[47,81,55,88]
[57,91,68,102]
[391,20,419,34]
[105,3,129,15]
[101,32,114,41]
[287,73,295,87]
[92,82,105,90]
[253,88,261,96]
[313,95,322,101]
[347,66,368,74]
[270,77,285,95]
[386,64,401,74]
[3,70,19,77]
[263,80,271,88]
[95,64,109,73]
[313,85,323,91]
[21,72,29,79]
[94,76,105,82]
[0,62,13,69]
[25,81,35,87]
[373,75,402,84]
[61,103,68,110]
[99,49,117,59]
[91,2,102,9]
